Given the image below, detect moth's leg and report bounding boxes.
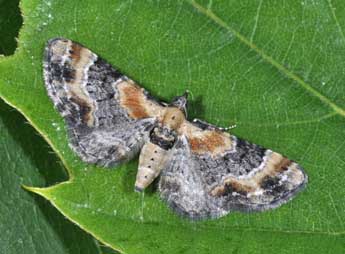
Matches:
[192,118,236,132]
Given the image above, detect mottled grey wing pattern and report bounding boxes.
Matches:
[43,38,159,167]
[159,136,227,219]
[159,121,307,219]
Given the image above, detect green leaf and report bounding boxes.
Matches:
[0,1,104,253]
[0,0,344,253]
[0,98,103,254]
[0,2,114,253]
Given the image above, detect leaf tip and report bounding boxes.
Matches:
[22,184,51,198]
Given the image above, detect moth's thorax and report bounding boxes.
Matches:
[135,141,170,191]
[150,125,177,150]
[162,107,186,130]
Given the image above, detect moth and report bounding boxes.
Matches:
[43,38,308,220]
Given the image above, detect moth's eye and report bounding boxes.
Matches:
[144,175,148,179]
[171,116,176,120]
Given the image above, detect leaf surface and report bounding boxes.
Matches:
[0,98,103,254]
[0,2,106,253]
[0,0,344,253]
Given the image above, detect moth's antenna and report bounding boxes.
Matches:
[222,124,237,131]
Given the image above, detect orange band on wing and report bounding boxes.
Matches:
[118,81,167,120]
[189,132,227,154]
[70,42,83,63]
[118,81,150,119]
[179,121,233,156]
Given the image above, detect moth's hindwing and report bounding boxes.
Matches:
[43,38,165,167]
[159,121,308,219]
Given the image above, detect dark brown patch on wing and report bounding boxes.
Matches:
[70,92,92,124]
[260,175,281,190]
[119,82,150,119]
[229,180,255,194]
[70,43,83,63]
[62,62,76,82]
[272,157,291,173]
[210,179,255,197]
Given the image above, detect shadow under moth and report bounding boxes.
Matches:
[43,38,307,220]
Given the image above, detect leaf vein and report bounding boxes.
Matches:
[327,0,345,44]
[188,0,345,117]
[250,0,263,43]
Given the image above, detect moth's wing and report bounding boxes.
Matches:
[159,120,307,219]
[43,38,166,167]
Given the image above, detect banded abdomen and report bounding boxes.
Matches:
[135,126,176,191]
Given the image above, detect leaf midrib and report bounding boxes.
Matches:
[188,0,345,118]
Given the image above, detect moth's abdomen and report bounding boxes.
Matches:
[135,126,177,191]
[135,142,171,191]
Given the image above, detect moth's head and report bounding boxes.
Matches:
[169,90,189,117]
